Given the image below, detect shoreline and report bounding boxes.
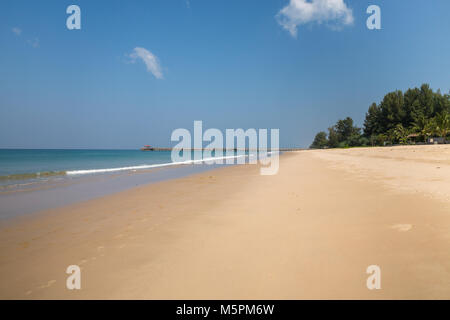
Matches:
[0,161,234,221]
[0,150,279,220]
[1,146,450,299]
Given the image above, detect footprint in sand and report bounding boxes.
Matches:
[78,259,87,265]
[391,224,413,232]
[38,280,56,289]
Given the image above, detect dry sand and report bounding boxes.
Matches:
[1,145,450,299]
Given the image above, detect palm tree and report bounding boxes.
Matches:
[393,124,409,144]
[376,133,388,146]
[412,115,434,142]
[412,115,432,141]
[434,112,450,142]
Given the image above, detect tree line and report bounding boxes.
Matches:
[310,84,450,149]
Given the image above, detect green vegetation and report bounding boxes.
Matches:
[310,84,450,149]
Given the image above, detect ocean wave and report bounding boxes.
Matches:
[66,154,248,176]
[0,153,266,180]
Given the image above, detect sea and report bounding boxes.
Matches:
[0,149,255,219]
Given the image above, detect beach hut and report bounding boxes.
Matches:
[407,133,420,144]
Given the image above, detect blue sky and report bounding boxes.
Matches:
[1,0,449,148]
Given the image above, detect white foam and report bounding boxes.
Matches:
[66,154,247,176]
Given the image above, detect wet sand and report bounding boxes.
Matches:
[1,145,450,299]
[0,162,226,219]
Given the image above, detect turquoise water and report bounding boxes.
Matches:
[0,151,231,219]
[0,149,174,178]
[0,149,249,188]
[0,149,251,218]
[0,149,270,218]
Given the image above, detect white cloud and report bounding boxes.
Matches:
[27,37,39,48]
[12,27,22,36]
[128,47,163,79]
[276,0,354,37]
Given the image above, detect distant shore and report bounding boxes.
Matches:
[1,145,450,299]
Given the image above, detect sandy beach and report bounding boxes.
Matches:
[1,145,450,299]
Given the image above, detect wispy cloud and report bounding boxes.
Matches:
[12,27,22,36]
[128,47,164,79]
[12,27,39,48]
[276,0,354,38]
[27,37,39,48]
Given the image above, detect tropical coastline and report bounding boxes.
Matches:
[1,146,450,299]
[2,0,450,305]
[0,150,263,219]
[310,84,450,149]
